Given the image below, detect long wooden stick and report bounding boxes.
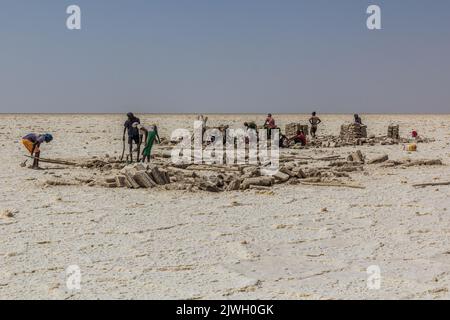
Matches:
[120,138,126,161]
[280,155,342,161]
[24,155,77,166]
[413,181,450,188]
[300,181,365,189]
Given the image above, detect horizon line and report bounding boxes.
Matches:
[1,112,450,116]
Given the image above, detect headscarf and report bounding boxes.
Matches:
[43,133,53,143]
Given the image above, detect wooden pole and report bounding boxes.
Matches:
[24,155,77,166]
[300,181,365,189]
[412,182,450,188]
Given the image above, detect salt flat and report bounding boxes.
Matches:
[0,113,449,299]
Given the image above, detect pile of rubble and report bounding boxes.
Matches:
[101,163,171,189]
[55,147,438,191]
[90,151,368,192]
[41,150,444,192]
[98,163,297,191]
[77,148,442,190]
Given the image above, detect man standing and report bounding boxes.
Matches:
[309,112,322,138]
[264,113,277,129]
[264,113,277,139]
[123,112,141,162]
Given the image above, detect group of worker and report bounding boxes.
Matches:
[122,112,161,163]
[243,112,323,148]
[20,112,321,168]
[20,112,378,169]
[21,112,161,169]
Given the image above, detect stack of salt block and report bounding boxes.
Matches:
[340,123,368,140]
[387,124,400,139]
[285,123,309,137]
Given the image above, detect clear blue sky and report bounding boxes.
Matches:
[1,0,449,113]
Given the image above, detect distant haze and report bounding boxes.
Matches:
[1,0,449,114]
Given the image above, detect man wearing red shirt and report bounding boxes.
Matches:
[264,114,276,129]
[294,130,307,146]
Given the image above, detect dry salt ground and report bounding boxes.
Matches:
[0,114,449,299]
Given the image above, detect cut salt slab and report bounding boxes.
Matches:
[226,179,241,191]
[133,171,156,188]
[273,171,290,183]
[368,154,389,164]
[150,167,167,185]
[115,175,127,187]
[241,176,274,190]
[124,173,140,189]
